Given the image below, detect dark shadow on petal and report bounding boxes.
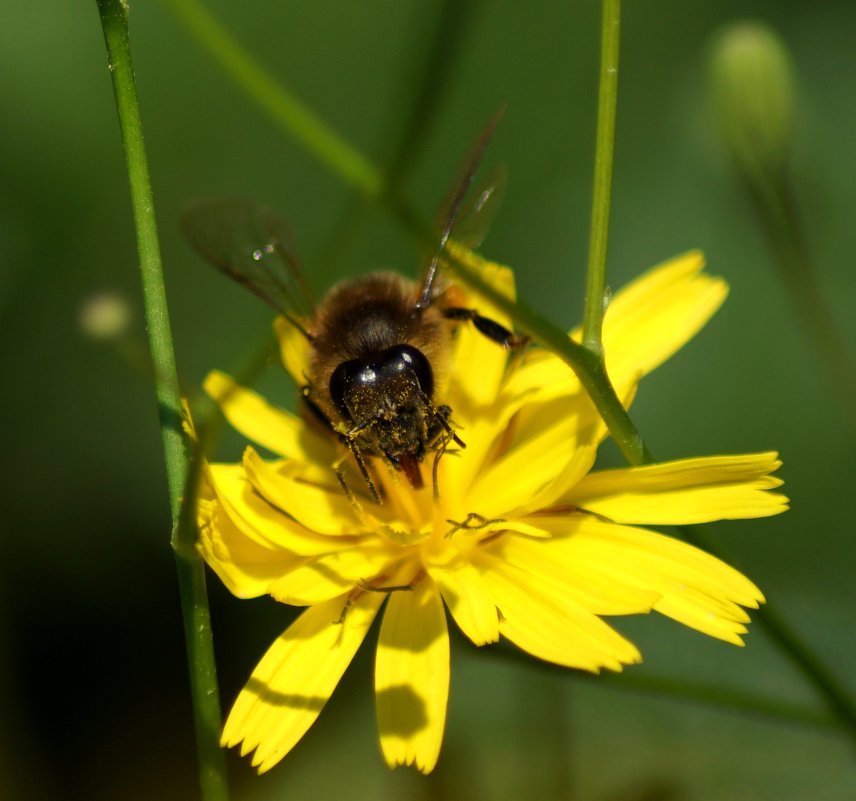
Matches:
[436,583,460,612]
[375,684,428,736]
[242,676,328,712]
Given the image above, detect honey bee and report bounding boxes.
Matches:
[182,115,522,503]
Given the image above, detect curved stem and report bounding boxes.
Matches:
[486,640,837,733]
[160,0,383,199]
[747,172,856,439]
[582,0,620,355]
[677,522,856,746]
[95,2,228,799]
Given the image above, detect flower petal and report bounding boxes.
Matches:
[504,251,726,405]
[486,527,662,615]
[243,448,366,536]
[548,515,764,643]
[268,544,394,605]
[204,370,332,461]
[569,452,788,524]
[423,539,499,646]
[203,465,390,604]
[601,251,728,386]
[222,592,384,773]
[478,555,642,672]
[198,492,303,599]
[376,578,450,774]
[445,246,517,411]
[208,461,353,555]
[274,315,310,385]
[468,436,597,519]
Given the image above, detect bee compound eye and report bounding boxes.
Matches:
[329,358,373,420]
[329,345,435,422]
[385,344,434,398]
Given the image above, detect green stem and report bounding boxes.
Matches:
[599,670,837,731]
[747,172,856,438]
[582,0,620,355]
[160,0,383,199]
[489,641,837,732]
[309,0,480,277]
[677,522,856,746]
[95,2,228,798]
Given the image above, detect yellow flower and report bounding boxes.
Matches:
[197,250,787,774]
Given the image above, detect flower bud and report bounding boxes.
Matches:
[709,21,796,185]
[79,290,133,340]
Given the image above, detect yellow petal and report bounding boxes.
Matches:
[376,579,450,774]
[469,437,597,520]
[243,448,365,536]
[268,544,394,605]
[274,315,310,385]
[198,493,302,599]
[602,251,728,386]
[423,539,499,645]
[502,349,581,407]
[445,247,517,410]
[485,528,662,615]
[553,515,764,643]
[479,555,642,672]
[204,370,333,461]
[504,251,726,405]
[208,461,352,555]
[203,462,390,604]
[223,592,384,773]
[434,393,519,514]
[569,452,788,524]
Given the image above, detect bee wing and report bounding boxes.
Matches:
[180,197,315,328]
[417,108,506,308]
[449,162,508,251]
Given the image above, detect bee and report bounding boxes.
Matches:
[182,114,522,503]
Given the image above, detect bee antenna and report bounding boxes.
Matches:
[416,106,506,311]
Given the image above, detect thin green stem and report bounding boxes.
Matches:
[582,0,620,355]
[598,670,837,731]
[382,0,482,190]
[487,640,837,733]
[160,0,383,199]
[677,522,856,746]
[746,172,856,439]
[308,0,480,281]
[95,2,228,799]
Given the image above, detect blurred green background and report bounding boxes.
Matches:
[2,1,855,799]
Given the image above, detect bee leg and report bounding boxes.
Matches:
[341,438,382,506]
[358,569,424,594]
[435,404,466,449]
[426,399,467,501]
[445,512,505,538]
[431,437,449,502]
[357,579,414,594]
[332,596,353,625]
[443,307,529,349]
[303,386,383,506]
[334,572,418,625]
